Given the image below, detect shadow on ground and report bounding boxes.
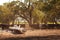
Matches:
[1,35,60,40]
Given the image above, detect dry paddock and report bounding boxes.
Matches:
[0,29,60,40]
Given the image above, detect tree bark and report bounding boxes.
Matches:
[54,19,58,24]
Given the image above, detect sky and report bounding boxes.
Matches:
[0,0,24,5]
[0,0,11,5]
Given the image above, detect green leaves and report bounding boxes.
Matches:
[0,0,60,24]
[32,8,45,23]
[0,4,14,24]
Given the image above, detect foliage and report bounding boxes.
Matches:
[0,0,60,25]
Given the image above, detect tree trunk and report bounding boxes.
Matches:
[29,18,33,26]
[12,20,15,25]
[53,18,58,24]
[54,19,58,24]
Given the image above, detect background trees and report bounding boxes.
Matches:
[0,5,14,24]
[0,0,60,26]
[41,0,60,24]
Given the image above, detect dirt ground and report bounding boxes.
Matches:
[0,29,60,40]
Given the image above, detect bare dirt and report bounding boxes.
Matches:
[0,29,60,40]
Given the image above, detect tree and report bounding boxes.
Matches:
[42,0,60,24]
[0,5,14,24]
[6,0,46,25]
[3,1,34,26]
[33,0,60,24]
